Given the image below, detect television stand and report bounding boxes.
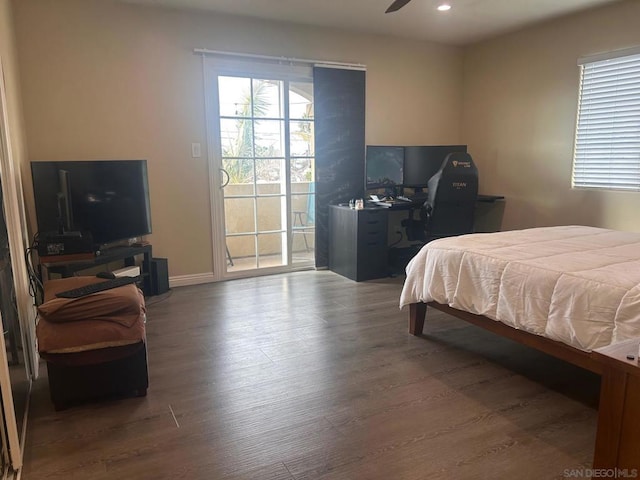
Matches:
[40,244,155,297]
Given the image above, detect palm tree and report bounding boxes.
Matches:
[222,80,272,184]
[221,80,315,184]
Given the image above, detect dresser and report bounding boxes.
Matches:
[328,205,389,281]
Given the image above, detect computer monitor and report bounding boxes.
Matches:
[403,145,467,189]
[365,146,404,190]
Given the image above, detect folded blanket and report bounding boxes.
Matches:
[36,276,146,353]
[38,276,145,327]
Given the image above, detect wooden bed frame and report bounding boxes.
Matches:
[408,301,602,374]
[408,301,640,470]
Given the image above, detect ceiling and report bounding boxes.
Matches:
[119,0,620,46]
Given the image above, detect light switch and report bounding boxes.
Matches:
[191,143,202,158]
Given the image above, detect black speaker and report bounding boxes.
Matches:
[150,257,169,295]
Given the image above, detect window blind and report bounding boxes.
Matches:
[313,66,365,268]
[572,50,640,191]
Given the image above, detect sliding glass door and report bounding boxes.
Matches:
[206,60,315,278]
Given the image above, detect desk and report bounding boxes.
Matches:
[329,195,505,282]
[41,245,155,296]
[371,194,505,209]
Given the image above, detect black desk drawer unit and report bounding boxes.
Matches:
[329,206,388,281]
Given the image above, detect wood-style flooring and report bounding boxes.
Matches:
[22,271,600,479]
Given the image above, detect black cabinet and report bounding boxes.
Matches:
[329,206,388,281]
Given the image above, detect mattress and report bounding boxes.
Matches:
[400,226,640,351]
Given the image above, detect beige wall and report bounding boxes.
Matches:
[1,0,27,181]
[11,0,463,278]
[462,0,640,231]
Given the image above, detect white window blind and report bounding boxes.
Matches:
[572,49,640,191]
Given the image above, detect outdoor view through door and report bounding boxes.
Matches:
[218,75,315,273]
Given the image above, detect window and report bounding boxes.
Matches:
[572,48,640,191]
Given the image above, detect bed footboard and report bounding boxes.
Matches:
[406,301,638,469]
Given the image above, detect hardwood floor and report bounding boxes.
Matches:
[22,271,600,479]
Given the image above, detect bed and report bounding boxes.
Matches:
[399,225,640,468]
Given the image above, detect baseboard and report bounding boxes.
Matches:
[168,272,215,288]
[169,266,318,288]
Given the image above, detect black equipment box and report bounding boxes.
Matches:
[37,231,95,257]
[150,257,169,295]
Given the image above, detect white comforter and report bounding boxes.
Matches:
[400,226,640,351]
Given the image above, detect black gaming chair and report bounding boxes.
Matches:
[402,152,479,243]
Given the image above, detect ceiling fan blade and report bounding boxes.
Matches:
[385,0,413,13]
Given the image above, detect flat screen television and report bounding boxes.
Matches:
[365,146,404,189]
[31,160,152,247]
[403,145,467,188]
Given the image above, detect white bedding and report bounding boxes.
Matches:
[399,226,640,351]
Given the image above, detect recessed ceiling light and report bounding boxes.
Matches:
[437,3,452,11]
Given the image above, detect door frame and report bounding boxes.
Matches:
[202,55,315,281]
[0,55,35,471]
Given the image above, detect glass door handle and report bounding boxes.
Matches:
[220,168,230,188]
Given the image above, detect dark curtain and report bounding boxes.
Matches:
[313,67,366,268]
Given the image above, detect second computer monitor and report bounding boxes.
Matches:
[365,145,404,189]
[403,145,467,188]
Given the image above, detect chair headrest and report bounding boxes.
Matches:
[427,151,479,201]
[439,152,478,175]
